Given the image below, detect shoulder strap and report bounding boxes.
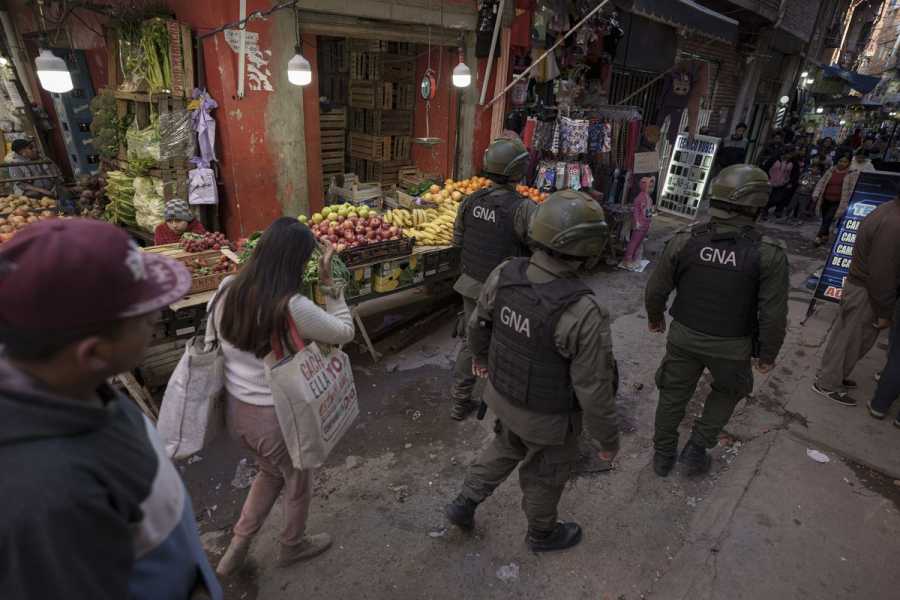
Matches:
[270,307,306,361]
[203,285,228,345]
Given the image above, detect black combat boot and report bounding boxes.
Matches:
[450,399,477,421]
[679,441,712,477]
[653,451,676,477]
[445,494,478,530]
[526,521,583,552]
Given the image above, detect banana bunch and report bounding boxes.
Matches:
[399,202,459,246]
[384,207,437,227]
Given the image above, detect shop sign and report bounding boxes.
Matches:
[813,172,898,303]
[657,133,719,220]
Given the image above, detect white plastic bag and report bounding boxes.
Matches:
[265,317,359,470]
[188,167,218,205]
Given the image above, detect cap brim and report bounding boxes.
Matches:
[119,253,192,317]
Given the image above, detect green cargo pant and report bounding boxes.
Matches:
[450,296,478,405]
[653,342,753,457]
[461,420,578,534]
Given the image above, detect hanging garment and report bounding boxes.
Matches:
[192,89,219,167]
[522,117,537,150]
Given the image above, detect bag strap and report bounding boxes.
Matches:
[270,306,306,360]
[203,285,228,345]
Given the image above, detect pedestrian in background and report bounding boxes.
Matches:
[812,154,852,246]
[758,130,785,172]
[848,128,863,149]
[621,175,654,271]
[717,122,749,170]
[763,147,794,220]
[813,186,900,406]
[214,218,355,576]
[785,162,823,224]
[867,299,900,426]
[0,219,221,600]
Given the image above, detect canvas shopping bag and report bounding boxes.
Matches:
[266,314,359,470]
[157,291,227,460]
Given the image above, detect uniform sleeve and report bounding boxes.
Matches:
[466,263,504,359]
[644,234,686,324]
[514,199,537,244]
[568,303,619,452]
[289,294,355,345]
[756,245,790,363]
[453,196,469,248]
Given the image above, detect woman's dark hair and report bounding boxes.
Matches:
[219,217,317,358]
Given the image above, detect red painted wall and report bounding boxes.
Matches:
[472,56,500,173]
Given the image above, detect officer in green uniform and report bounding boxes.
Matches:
[445,190,619,552]
[645,164,789,477]
[450,137,538,420]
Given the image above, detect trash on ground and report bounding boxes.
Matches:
[231,458,259,489]
[428,527,447,538]
[496,563,519,582]
[806,448,830,464]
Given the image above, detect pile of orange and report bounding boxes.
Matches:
[447,177,492,196]
[516,184,549,203]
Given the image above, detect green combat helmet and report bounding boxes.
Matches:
[483,137,530,182]
[529,190,609,257]
[708,164,771,211]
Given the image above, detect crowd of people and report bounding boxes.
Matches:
[717,119,889,246]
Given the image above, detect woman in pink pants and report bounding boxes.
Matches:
[622,176,654,270]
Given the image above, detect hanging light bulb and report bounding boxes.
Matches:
[800,71,809,78]
[816,107,824,114]
[287,46,312,86]
[35,49,73,94]
[452,49,471,88]
[0,57,9,67]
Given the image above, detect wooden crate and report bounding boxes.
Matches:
[349,158,413,186]
[349,109,414,135]
[319,38,349,73]
[320,108,346,181]
[319,75,348,105]
[391,136,411,161]
[349,80,394,110]
[394,82,415,110]
[349,132,392,161]
[320,107,347,129]
[350,52,416,82]
[348,40,417,55]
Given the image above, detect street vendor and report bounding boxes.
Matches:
[5,138,58,198]
[154,198,207,245]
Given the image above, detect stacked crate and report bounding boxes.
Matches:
[346,40,416,186]
[318,38,348,184]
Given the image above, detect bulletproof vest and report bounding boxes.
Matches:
[670,224,762,337]
[461,188,528,283]
[488,258,592,414]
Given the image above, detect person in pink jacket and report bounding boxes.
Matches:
[622,176,654,270]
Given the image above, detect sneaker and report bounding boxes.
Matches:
[445,494,478,530]
[867,400,886,420]
[526,521,583,552]
[276,533,332,567]
[450,399,477,421]
[216,535,252,577]
[811,382,857,406]
[679,441,711,477]
[842,379,858,389]
[652,452,676,477]
[875,370,882,382]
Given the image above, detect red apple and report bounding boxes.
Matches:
[355,225,366,234]
[349,216,359,226]
[381,222,390,231]
[336,243,347,252]
[344,230,355,240]
[369,217,382,228]
[389,226,400,236]
[367,230,378,241]
[337,214,346,223]
[356,234,366,243]
[328,234,339,243]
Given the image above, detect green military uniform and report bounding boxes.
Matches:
[644,164,790,476]
[449,137,537,419]
[446,191,617,552]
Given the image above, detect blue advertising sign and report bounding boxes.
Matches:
[814,172,900,302]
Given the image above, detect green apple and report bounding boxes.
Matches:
[311,213,323,224]
[327,212,339,222]
[297,214,308,224]
[321,206,333,217]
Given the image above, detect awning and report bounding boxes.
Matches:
[628,0,738,45]
[822,64,881,94]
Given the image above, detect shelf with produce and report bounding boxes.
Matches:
[105,19,195,99]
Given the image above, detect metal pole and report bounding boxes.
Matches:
[484,0,610,109]
[479,0,506,106]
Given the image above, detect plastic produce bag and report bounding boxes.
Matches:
[160,109,196,161]
[188,167,217,205]
[133,175,165,232]
[126,118,161,161]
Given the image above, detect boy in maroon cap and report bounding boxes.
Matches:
[0,219,222,600]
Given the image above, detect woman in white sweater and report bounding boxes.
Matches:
[215,217,354,576]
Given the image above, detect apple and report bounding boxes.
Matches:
[367,230,378,241]
[311,213,323,224]
[369,217,382,228]
[356,234,367,243]
[327,212,339,222]
[381,222,390,231]
[336,243,347,252]
[341,220,354,230]
[297,214,308,224]
[355,225,366,234]
[344,230,355,240]
[389,226,400,236]
[349,216,359,226]
[328,234,339,243]
[337,214,346,223]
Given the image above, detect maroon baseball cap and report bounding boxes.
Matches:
[0,219,191,331]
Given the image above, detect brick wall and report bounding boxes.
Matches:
[677,34,744,137]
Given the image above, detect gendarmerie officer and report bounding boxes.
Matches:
[645,164,789,477]
[445,190,619,552]
[449,137,537,420]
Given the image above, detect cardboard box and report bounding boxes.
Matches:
[373,254,423,293]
